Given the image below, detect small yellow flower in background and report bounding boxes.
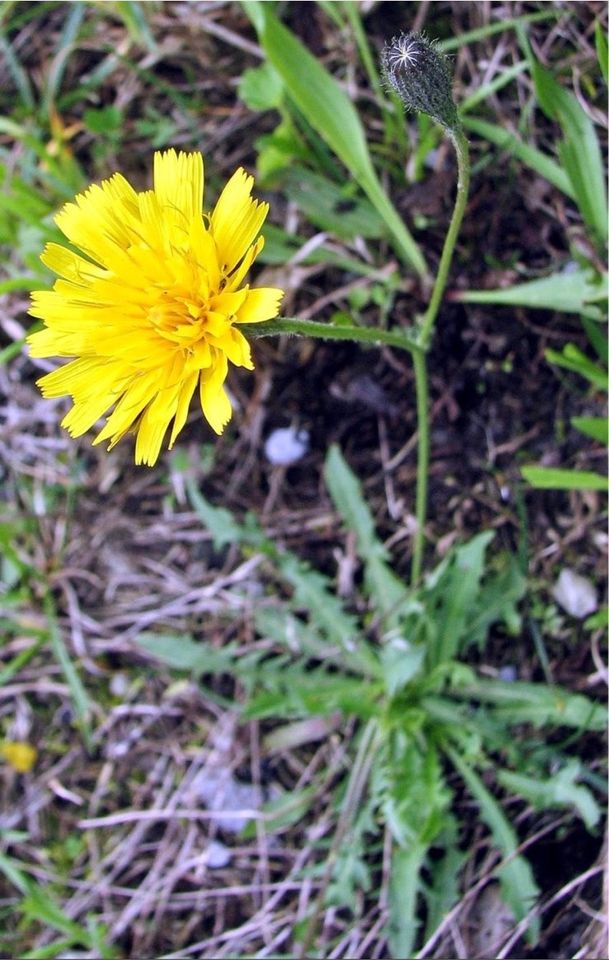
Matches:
[1,740,37,773]
[28,150,284,466]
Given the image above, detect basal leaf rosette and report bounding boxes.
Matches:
[28,150,283,465]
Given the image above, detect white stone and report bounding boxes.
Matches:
[552,569,598,619]
[264,427,309,466]
[206,840,232,869]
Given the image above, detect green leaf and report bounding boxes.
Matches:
[432,532,494,665]
[497,762,601,830]
[0,851,31,894]
[521,466,607,491]
[388,844,425,959]
[241,785,317,837]
[531,59,607,245]
[135,632,239,674]
[83,106,122,134]
[422,816,468,943]
[252,3,427,277]
[21,886,91,943]
[282,167,386,240]
[454,268,608,318]
[581,316,609,366]
[0,30,35,110]
[545,343,607,388]
[572,416,608,445]
[324,445,407,627]
[446,748,540,940]
[380,641,425,696]
[244,667,378,720]
[238,62,284,111]
[460,62,528,114]
[384,742,450,957]
[276,550,374,663]
[452,679,608,731]
[185,475,248,549]
[466,553,526,649]
[111,0,156,51]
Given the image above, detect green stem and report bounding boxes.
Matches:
[411,346,429,584]
[418,126,471,348]
[245,128,470,588]
[239,316,418,353]
[410,125,471,582]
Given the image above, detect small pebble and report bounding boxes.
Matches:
[552,568,598,619]
[206,840,232,869]
[264,427,309,466]
[109,672,129,697]
[498,665,518,682]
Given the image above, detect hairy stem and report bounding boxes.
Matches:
[410,125,471,583]
[418,127,471,348]
[240,316,418,353]
[411,346,429,584]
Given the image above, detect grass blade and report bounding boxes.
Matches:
[571,416,608,444]
[462,117,574,198]
[43,593,93,751]
[531,58,607,245]
[251,3,427,277]
[595,22,608,84]
[521,466,607,491]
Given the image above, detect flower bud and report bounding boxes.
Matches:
[381,33,459,131]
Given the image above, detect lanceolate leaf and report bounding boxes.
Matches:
[446,747,540,941]
[531,58,608,245]
[452,679,607,731]
[521,466,608,491]
[572,416,608,445]
[251,3,427,277]
[324,445,407,627]
[454,268,608,318]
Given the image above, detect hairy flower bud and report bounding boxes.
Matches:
[381,33,459,131]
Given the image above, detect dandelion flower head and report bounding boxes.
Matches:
[28,150,283,465]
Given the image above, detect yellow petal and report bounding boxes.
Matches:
[200,351,231,434]
[36,358,101,398]
[41,243,107,284]
[189,217,219,295]
[207,327,252,368]
[92,371,159,447]
[236,287,283,324]
[210,168,268,273]
[225,235,264,291]
[135,384,181,466]
[55,178,140,266]
[169,370,199,447]
[210,288,249,317]
[153,150,204,227]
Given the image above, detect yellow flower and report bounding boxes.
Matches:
[1,740,37,773]
[28,150,283,466]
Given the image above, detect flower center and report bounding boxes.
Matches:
[148,290,212,348]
